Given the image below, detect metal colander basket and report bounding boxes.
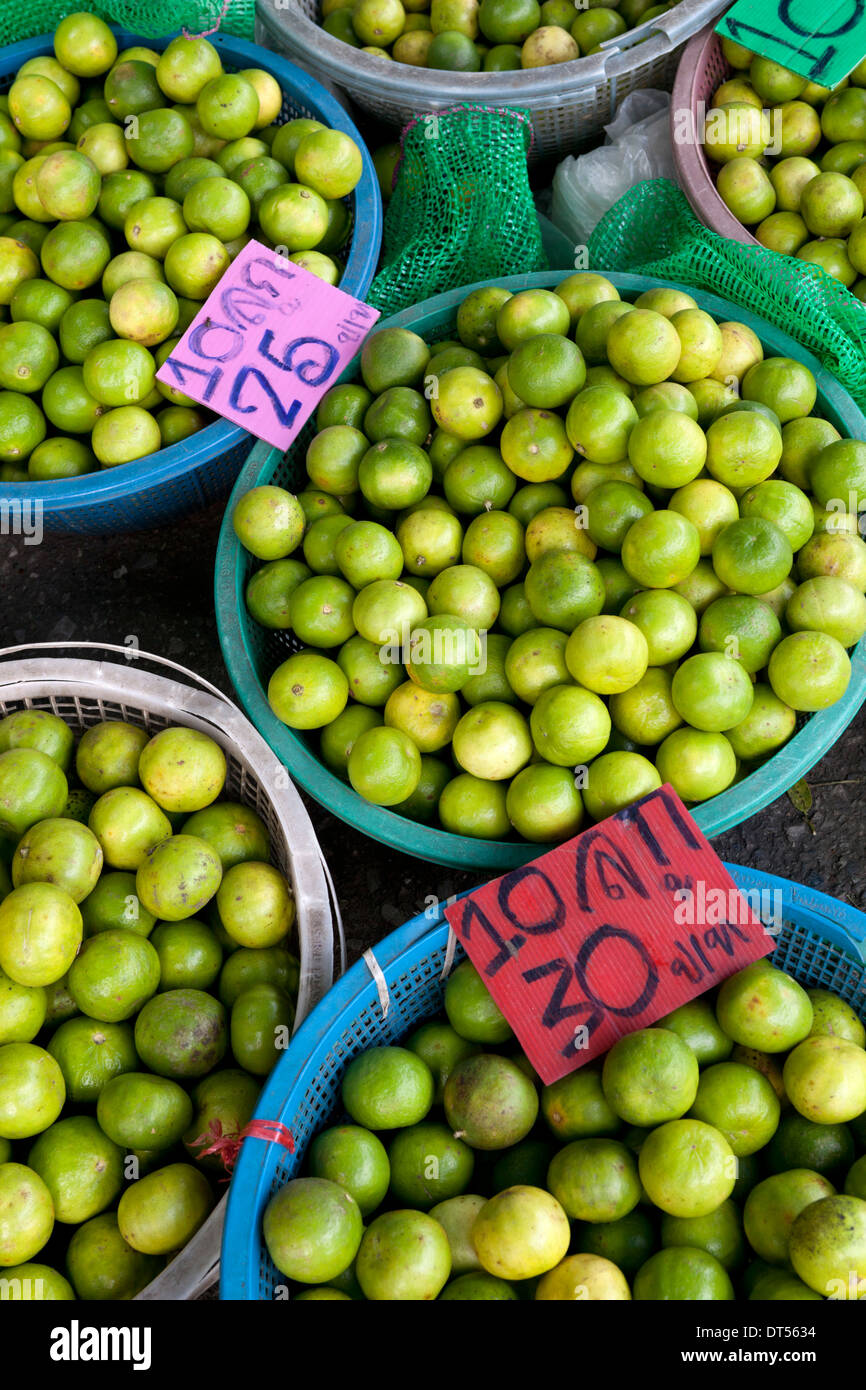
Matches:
[0,642,342,1301]
[258,0,731,161]
[219,861,866,1299]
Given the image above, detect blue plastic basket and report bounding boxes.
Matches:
[215,271,866,873]
[0,29,382,536]
[220,861,866,1300]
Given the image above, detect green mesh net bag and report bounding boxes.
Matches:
[367,104,547,318]
[588,178,866,413]
[0,0,254,47]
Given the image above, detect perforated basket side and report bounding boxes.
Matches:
[220,862,866,1300]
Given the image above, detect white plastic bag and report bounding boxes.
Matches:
[551,90,676,248]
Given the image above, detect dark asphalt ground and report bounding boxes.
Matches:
[2,498,865,964]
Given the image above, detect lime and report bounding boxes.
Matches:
[342,1045,433,1129]
[214,860,293,949]
[496,288,570,350]
[622,510,700,589]
[309,1125,390,1217]
[602,1028,700,1127]
[658,998,733,1065]
[789,1195,866,1299]
[28,1115,122,1225]
[585,481,653,552]
[554,270,619,326]
[156,36,223,103]
[87,786,172,872]
[655,728,737,800]
[507,333,585,408]
[690,1061,780,1156]
[117,1163,213,1257]
[661,1198,744,1272]
[65,1212,160,1300]
[565,615,649,694]
[605,308,682,387]
[504,627,569,704]
[438,774,510,838]
[68,929,160,1023]
[639,1118,736,1219]
[671,652,755,731]
[744,1170,836,1266]
[472,1186,569,1280]
[634,1246,734,1300]
[0,967,46,1045]
[807,988,866,1047]
[548,1138,640,1222]
[427,564,500,629]
[268,651,348,729]
[0,1041,65,1139]
[12,818,102,902]
[388,1121,474,1208]
[541,1067,620,1142]
[0,711,71,769]
[444,959,512,1044]
[768,630,850,710]
[524,551,604,631]
[783,1036,866,1124]
[627,410,707,490]
[501,406,573,482]
[767,1113,855,1182]
[46,1017,137,1104]
[716,962,813,1052]
[0,881,81,988]
[608,668,682,746]
[712,517,792,597]
[530,684,610,766]
[506,764,584,842]
[0,1163,54,1265]
[618,589,698,665]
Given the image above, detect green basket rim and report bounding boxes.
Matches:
[215,270,866,872]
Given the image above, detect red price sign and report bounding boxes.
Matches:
[444,785,774,1085]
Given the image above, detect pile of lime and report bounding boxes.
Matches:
[317,0,674,73]
[232,271,866,846]
[261,955,866,1300]
[704,39,866,293]
[0,14,364,482]
[0,707,300,1300]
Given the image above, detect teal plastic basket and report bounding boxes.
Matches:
[214,271,866,873]
[0,29,382,536]
[219,861,866,1300]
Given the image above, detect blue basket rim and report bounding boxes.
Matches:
[0,27,382,519]
[215,270,866,871]
[220,860,866,1298]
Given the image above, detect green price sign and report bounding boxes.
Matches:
[716,0,866,88]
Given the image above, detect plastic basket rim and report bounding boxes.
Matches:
[258,0,730,105]
[214,268,866,873]
[670,23,761,248]
[0,27,382,519]
[219,860,866,1299]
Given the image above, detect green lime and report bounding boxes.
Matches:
[445,959,512,1043]
[622,510,700,588]
[657,998,733,1065]
[438,773,510,838]
[602,1028,699,1127]
[548,1137,641,1222]
[342,1045,434,1129]
[608,668,682,746]
[634,1245,734,1300]
[530,684,610,766]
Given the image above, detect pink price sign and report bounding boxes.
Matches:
[155,240,381,451]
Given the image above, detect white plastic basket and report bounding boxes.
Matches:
[257,0,730,160]
[0,643,343,1302]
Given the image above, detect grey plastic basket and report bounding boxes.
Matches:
[0,643,342,1302]
[258,0,731,160]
